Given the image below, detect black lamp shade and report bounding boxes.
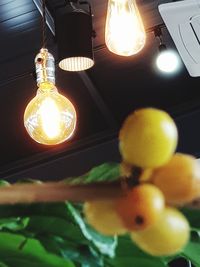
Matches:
[55,4,94,71]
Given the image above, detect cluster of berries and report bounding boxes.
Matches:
[84,108,200,256]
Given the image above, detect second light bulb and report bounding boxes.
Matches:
[105,0,146,56]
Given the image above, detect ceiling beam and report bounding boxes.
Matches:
[2,132,119,180]
[78,71,117,128]
[32,0,55,35]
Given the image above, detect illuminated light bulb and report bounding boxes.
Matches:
[156,43,181,74]
[24,49,76,145]
[24,83,76,145]
[156,46,181,73]
[105,0,146,56]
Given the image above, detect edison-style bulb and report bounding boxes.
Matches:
[24,48,77,145]
[105,0,146,56]
[24,82,76,145]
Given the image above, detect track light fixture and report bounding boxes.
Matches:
[154,27,180,74]
[55,1,95,72]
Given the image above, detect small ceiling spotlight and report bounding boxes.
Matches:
[55,1,95,72]
[154,27,181,74]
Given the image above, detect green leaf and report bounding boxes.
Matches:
[16,178,42,184]
[108,236,167,267]
[0,217,29,231]
[0,203,73,221]
[25,216,85,242]
[16,203,115,266]
[66,163,120,185]
[108,257,166,267]
[38,235,103,267]
[37,236,67,256]
[61,244,104,267]
[0,163,196,267]
[0,232,75,267]
[0,180,10,187]
[181,208,200,229]
[2,258,60,267]
[182,241,200,267]
[66,203,117,257]
[114,236,145,257]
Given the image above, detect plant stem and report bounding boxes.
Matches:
[0,182,124,204]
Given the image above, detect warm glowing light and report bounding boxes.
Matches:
[39,97,60,139]
[156,50,181,73]
[24,82,76,145]
[105,0,146,56]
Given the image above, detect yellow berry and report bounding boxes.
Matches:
[116,184,165,231]
[119,108,178,168]
[152,153,200,205]
[131,207,190,256]
[84,200,127,236]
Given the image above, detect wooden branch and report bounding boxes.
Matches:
[0,182,124,204]
[0,181,199,208]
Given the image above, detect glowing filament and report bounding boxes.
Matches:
[39,97,61,139]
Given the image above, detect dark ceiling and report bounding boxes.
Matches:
[1,0,200,180]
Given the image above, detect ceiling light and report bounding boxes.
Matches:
[56,2,94,72]
[156,45,180,73]
[24,0,76,145]
[105,0,146,56]
[24,49,76,145]
[154,27,181,74]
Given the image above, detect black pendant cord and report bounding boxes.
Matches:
[42,0,47,48]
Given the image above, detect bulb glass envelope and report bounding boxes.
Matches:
[24,49,77,145]
[24,82,77,145]
[105,0,146,56]
[155,44,181,73]
[55,3,94,71]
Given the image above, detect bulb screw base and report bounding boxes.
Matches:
[35,48,55,86]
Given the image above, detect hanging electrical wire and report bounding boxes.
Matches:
[41,0,47,48]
